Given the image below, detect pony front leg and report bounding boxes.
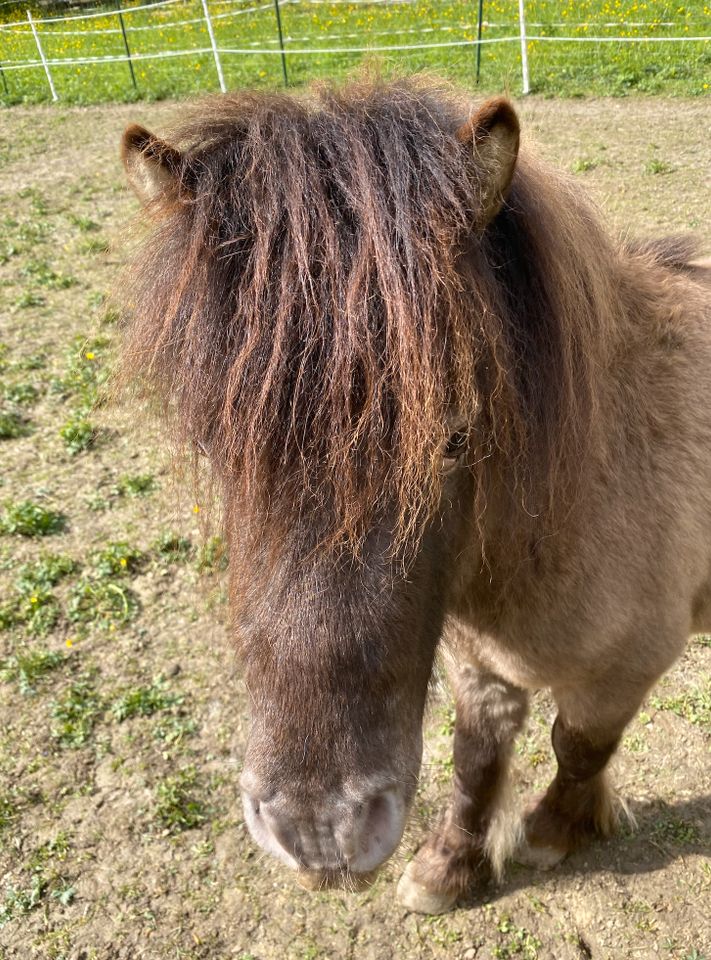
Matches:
[520,717,621,868]
[398,667,528,914]
[520,679,650,867]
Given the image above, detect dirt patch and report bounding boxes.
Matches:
[0,95,709,960]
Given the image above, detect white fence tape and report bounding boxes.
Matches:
[221,36,521,54]
[1,45,215,68]
[3,16,707,34]
[3,31,709,72]
[1,35,519,70]
[526,34,711,42]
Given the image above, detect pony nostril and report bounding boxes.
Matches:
[363,793,393,847]
[344,789,405,873]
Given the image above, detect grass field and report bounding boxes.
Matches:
[0,96,709,959]
[0,0,710,106]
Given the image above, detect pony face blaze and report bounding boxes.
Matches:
[119,79,711,910]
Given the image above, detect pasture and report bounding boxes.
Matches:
[0,94,710,960]
[0,0,710,106]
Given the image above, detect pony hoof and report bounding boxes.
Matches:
[514,839,566,870]
[397,864,458,914]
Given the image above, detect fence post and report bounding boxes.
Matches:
[272,0,288,87]
[518,0,530,94]
[0,60,8,97]
[117,0,137,91]
[27,10,58,102]
[201,0,226,93]
[475,0,484,84]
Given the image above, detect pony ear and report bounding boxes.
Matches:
[121,123,184,204]
[456,98,520,226]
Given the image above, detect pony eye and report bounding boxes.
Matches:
[442,430,468,469]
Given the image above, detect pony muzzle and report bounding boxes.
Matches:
[240,781,408,878]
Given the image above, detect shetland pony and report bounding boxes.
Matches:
[119,78,710,913]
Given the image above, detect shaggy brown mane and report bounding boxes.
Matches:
[118,77,652,554]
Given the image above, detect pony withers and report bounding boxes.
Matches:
[118,78,711,913]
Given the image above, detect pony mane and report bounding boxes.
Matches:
[119,76,626,554]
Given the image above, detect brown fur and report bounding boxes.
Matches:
[119,76,638,556]
[118,77,711,910]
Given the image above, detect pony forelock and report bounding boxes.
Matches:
[118,75,633,556]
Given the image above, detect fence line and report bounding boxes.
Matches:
[4,15,709,34]
[526,34,711,42]
[221,35,519,54]
[0,45,215,67]
[0,0,708,99]
[6,30,708,73]
[1,34,521,69]
[10,14,706,39]
[42,14,469,38]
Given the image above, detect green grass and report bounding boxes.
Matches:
[651,683,711,728]
[0,0,709,106]
[68,214,101,232]
[152,531,193,563]
[59,415,97,454]
[154,766,207,832]
[0,875,47,929]
[0,500,67,537]
[78,235,110,255]
[0,792,22,832]
[90,541,144,577]
[494,915,543,960]
[152,713,197,744]
[0,554,77,637]
[111,678,182,721]
[195,534,227,572]
[14,290,45,309]
[651,808,701,846]
[0,409,30,439]
[113,473,157,498]
[51,678,102,747]
[0,589,61,636]
[3,383,40,405]
[19,259,78,290]
[67,577,138,628]
[0,649,66,694]
[571,156,599,173]
[16,553,77,590]
[645,157,675,175]
[50,336,110,455]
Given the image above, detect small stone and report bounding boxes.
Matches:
[166,662,181,677]
[463,948,478,959]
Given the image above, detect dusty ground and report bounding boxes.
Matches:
[0,96,709,960]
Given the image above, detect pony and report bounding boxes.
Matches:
[118,77,711,914]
